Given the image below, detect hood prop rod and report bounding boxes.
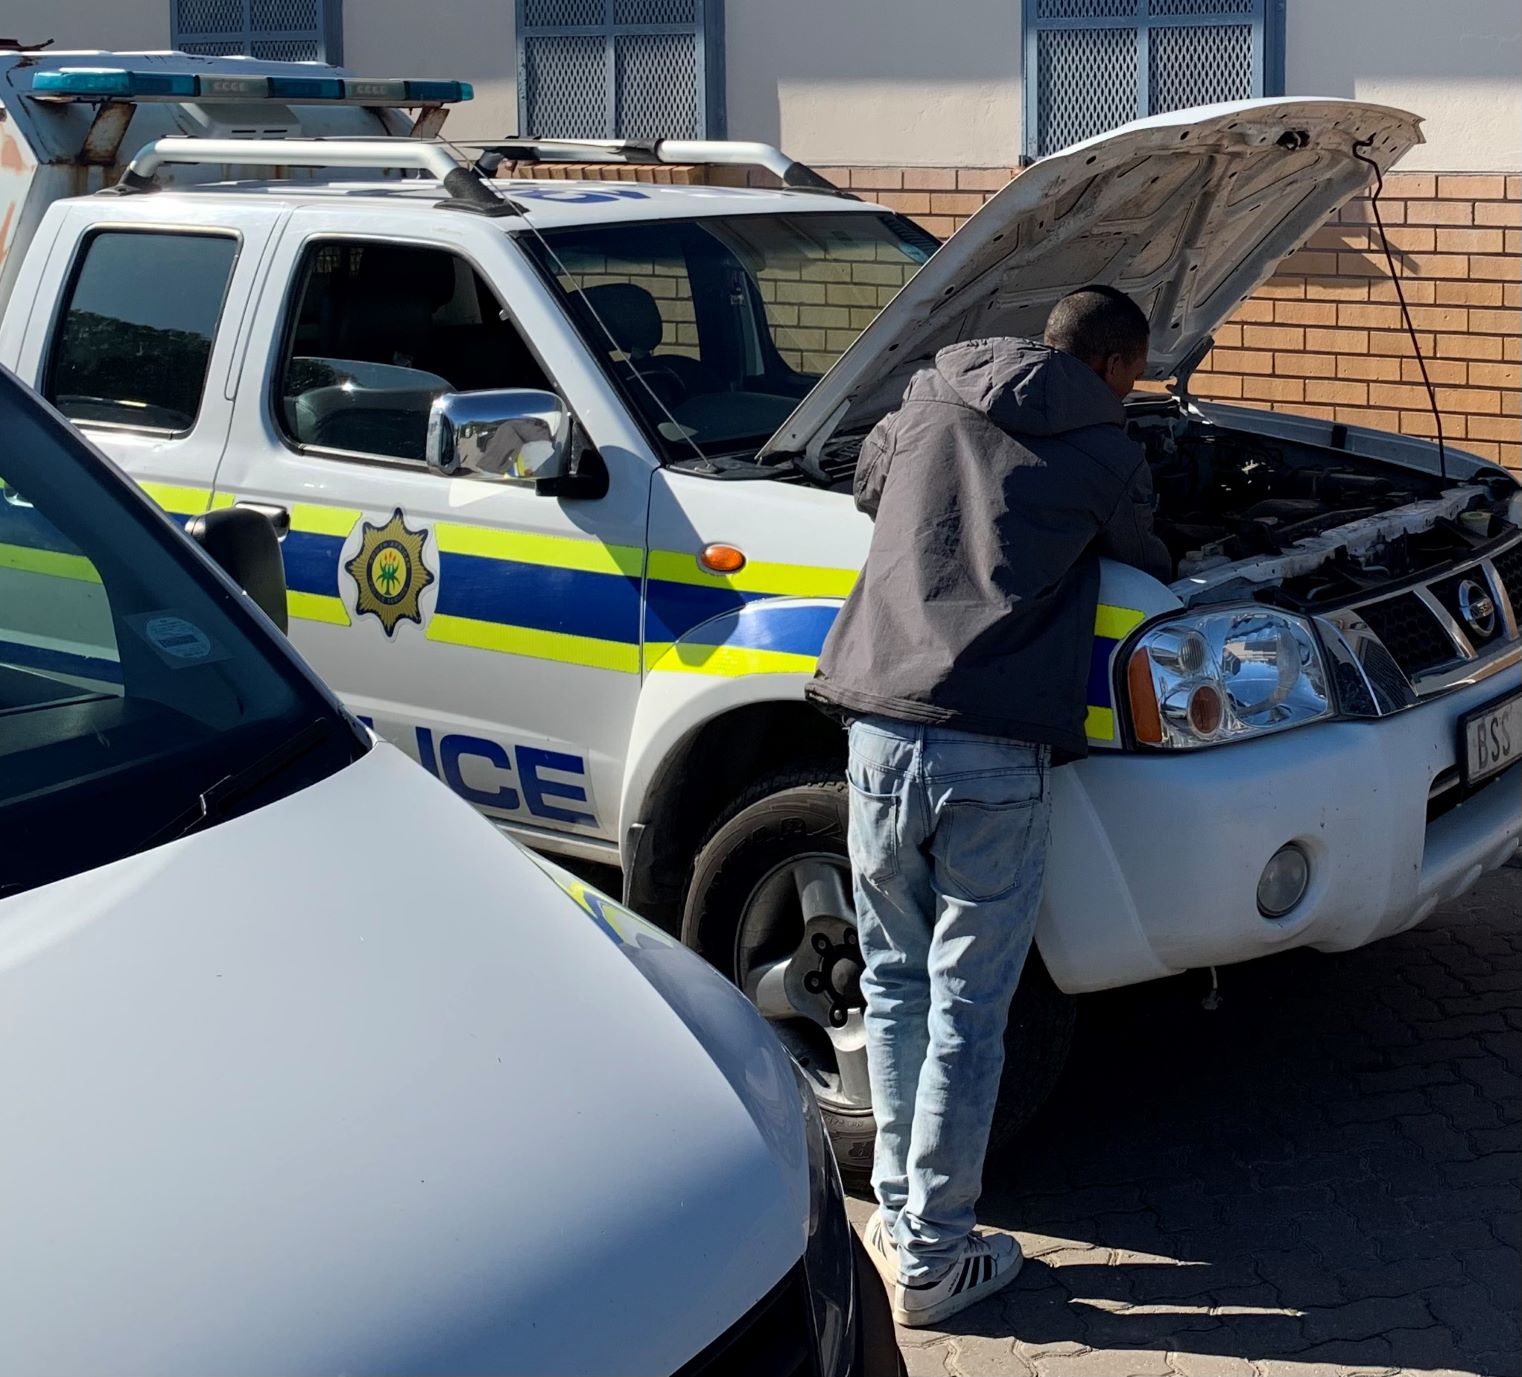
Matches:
[1353,136,1447,483]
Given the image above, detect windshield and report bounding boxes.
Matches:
[520,211,938,463]
[0,376,364,897]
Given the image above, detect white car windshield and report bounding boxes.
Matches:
[0,376,364,896]
[521,211,938,463]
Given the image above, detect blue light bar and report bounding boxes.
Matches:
[344,77,407,101]
[269,75,345,101]
[31,66,475,106]
[33,68,198,99]
[404,79,474,103]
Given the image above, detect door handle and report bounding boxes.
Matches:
[235,501,291,539]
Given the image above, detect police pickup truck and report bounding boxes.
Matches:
[2,49,1518,1173]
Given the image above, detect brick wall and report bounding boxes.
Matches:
[499,160,1521,471]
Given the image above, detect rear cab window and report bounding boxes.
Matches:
[44,230,239,434]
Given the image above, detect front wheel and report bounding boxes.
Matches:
[681,766,1076,1185]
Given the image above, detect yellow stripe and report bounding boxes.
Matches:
[208,492,236,511]
[288,591,352,626]
[290,503,361,538]
[0,544,101,583]
[647,549,857,599]
[428,614,640,673]
[1095,604,1146,641]
[435,523,644,577]
[1085,706,1117,742]
[137,482,210,516]
[648,643,821,677]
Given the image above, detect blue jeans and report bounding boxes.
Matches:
[847,714,1052,1281]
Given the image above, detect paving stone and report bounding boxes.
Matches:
[932,871,1521,1377]
[1030,1348,1175,1377]
[1165,1354,1256,1377]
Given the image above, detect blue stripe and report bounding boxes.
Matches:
[436,552,642,643]
[1088,635,1118,709]
[676,601,840,657]
[0,638,124,685]
[644,580,757,644]
[281,529,346,599]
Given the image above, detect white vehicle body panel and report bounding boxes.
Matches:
[0,743,807,1375]
[0,77,1516,1003]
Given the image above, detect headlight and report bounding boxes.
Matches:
[793,1058,855,1377]
[1125,608,1333,748]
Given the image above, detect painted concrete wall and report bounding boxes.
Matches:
[723,0,1022,168]
[1285,0,1521,172]
[2,0,168,51]
[340,0,516,140]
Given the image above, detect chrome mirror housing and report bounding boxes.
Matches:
[426,389,571,484]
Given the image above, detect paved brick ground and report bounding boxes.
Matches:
[847,865,1521,1377]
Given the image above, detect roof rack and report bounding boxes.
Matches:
[470,138,852,195]
[111,136,520,215]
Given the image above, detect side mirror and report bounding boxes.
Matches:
[426,388,571,486]
[185,507,289,634]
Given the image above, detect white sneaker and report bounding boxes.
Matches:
[862,1208,899,1287]
[892,1230,1024,1328]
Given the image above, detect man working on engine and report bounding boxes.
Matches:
[806,284,1170,1328]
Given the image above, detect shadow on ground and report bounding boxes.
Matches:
[856,867,1521,1377]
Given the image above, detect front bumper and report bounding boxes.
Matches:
[1037,668,1522,993]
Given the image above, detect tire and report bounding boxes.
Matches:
[682,764,1077,1186]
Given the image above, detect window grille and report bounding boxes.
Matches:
[516,0,724,139]
[1023,0,1283,159]
[172,0,342,64]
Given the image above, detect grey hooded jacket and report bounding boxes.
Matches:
[806,337,1170,761]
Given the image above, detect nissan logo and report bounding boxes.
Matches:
[1457,578,1497,639]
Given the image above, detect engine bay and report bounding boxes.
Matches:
[1127,409,1521,611]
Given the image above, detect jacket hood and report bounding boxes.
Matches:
[759,97,1422,463]
[925,338,1125,438]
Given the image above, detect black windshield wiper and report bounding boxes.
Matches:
[144,718,336,850]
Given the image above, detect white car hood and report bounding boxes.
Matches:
[0,745,806,1376]
[761,97,1423,460]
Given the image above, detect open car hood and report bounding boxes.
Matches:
[759,98,1422,461]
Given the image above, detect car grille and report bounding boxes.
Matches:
[1356,591,1461,678]
[1492,541,1522,614]
[672,1263,819,1377]
[1345,538,1521,693]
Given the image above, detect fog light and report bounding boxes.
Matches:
[1257,844,1309,918]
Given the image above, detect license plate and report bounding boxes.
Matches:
[1461,689,1522,786]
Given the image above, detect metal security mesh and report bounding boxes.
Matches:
[177,0,243,33]
[1027,0,1270,157]
[524,0,603,25]
[523,35,607,137]
[615,33,698,137]
[517,0,714,137]
[251,0,319,28]
[173,0,335,60]
[1037,28,1138,154]
[251,37,322,60]
[1037,0,1138,17]
[1150,23,1253,114]
[1151,0,1254,12]
[614,0,698,22]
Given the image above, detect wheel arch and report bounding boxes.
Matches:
[619,677,845,930]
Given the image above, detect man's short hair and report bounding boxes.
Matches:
[1043,284,1150,365]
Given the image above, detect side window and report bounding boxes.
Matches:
[46,231,239,433]
[276,242,551,463]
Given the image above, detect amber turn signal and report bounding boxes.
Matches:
[1127,648,1163,745]
[700,543,746,574]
